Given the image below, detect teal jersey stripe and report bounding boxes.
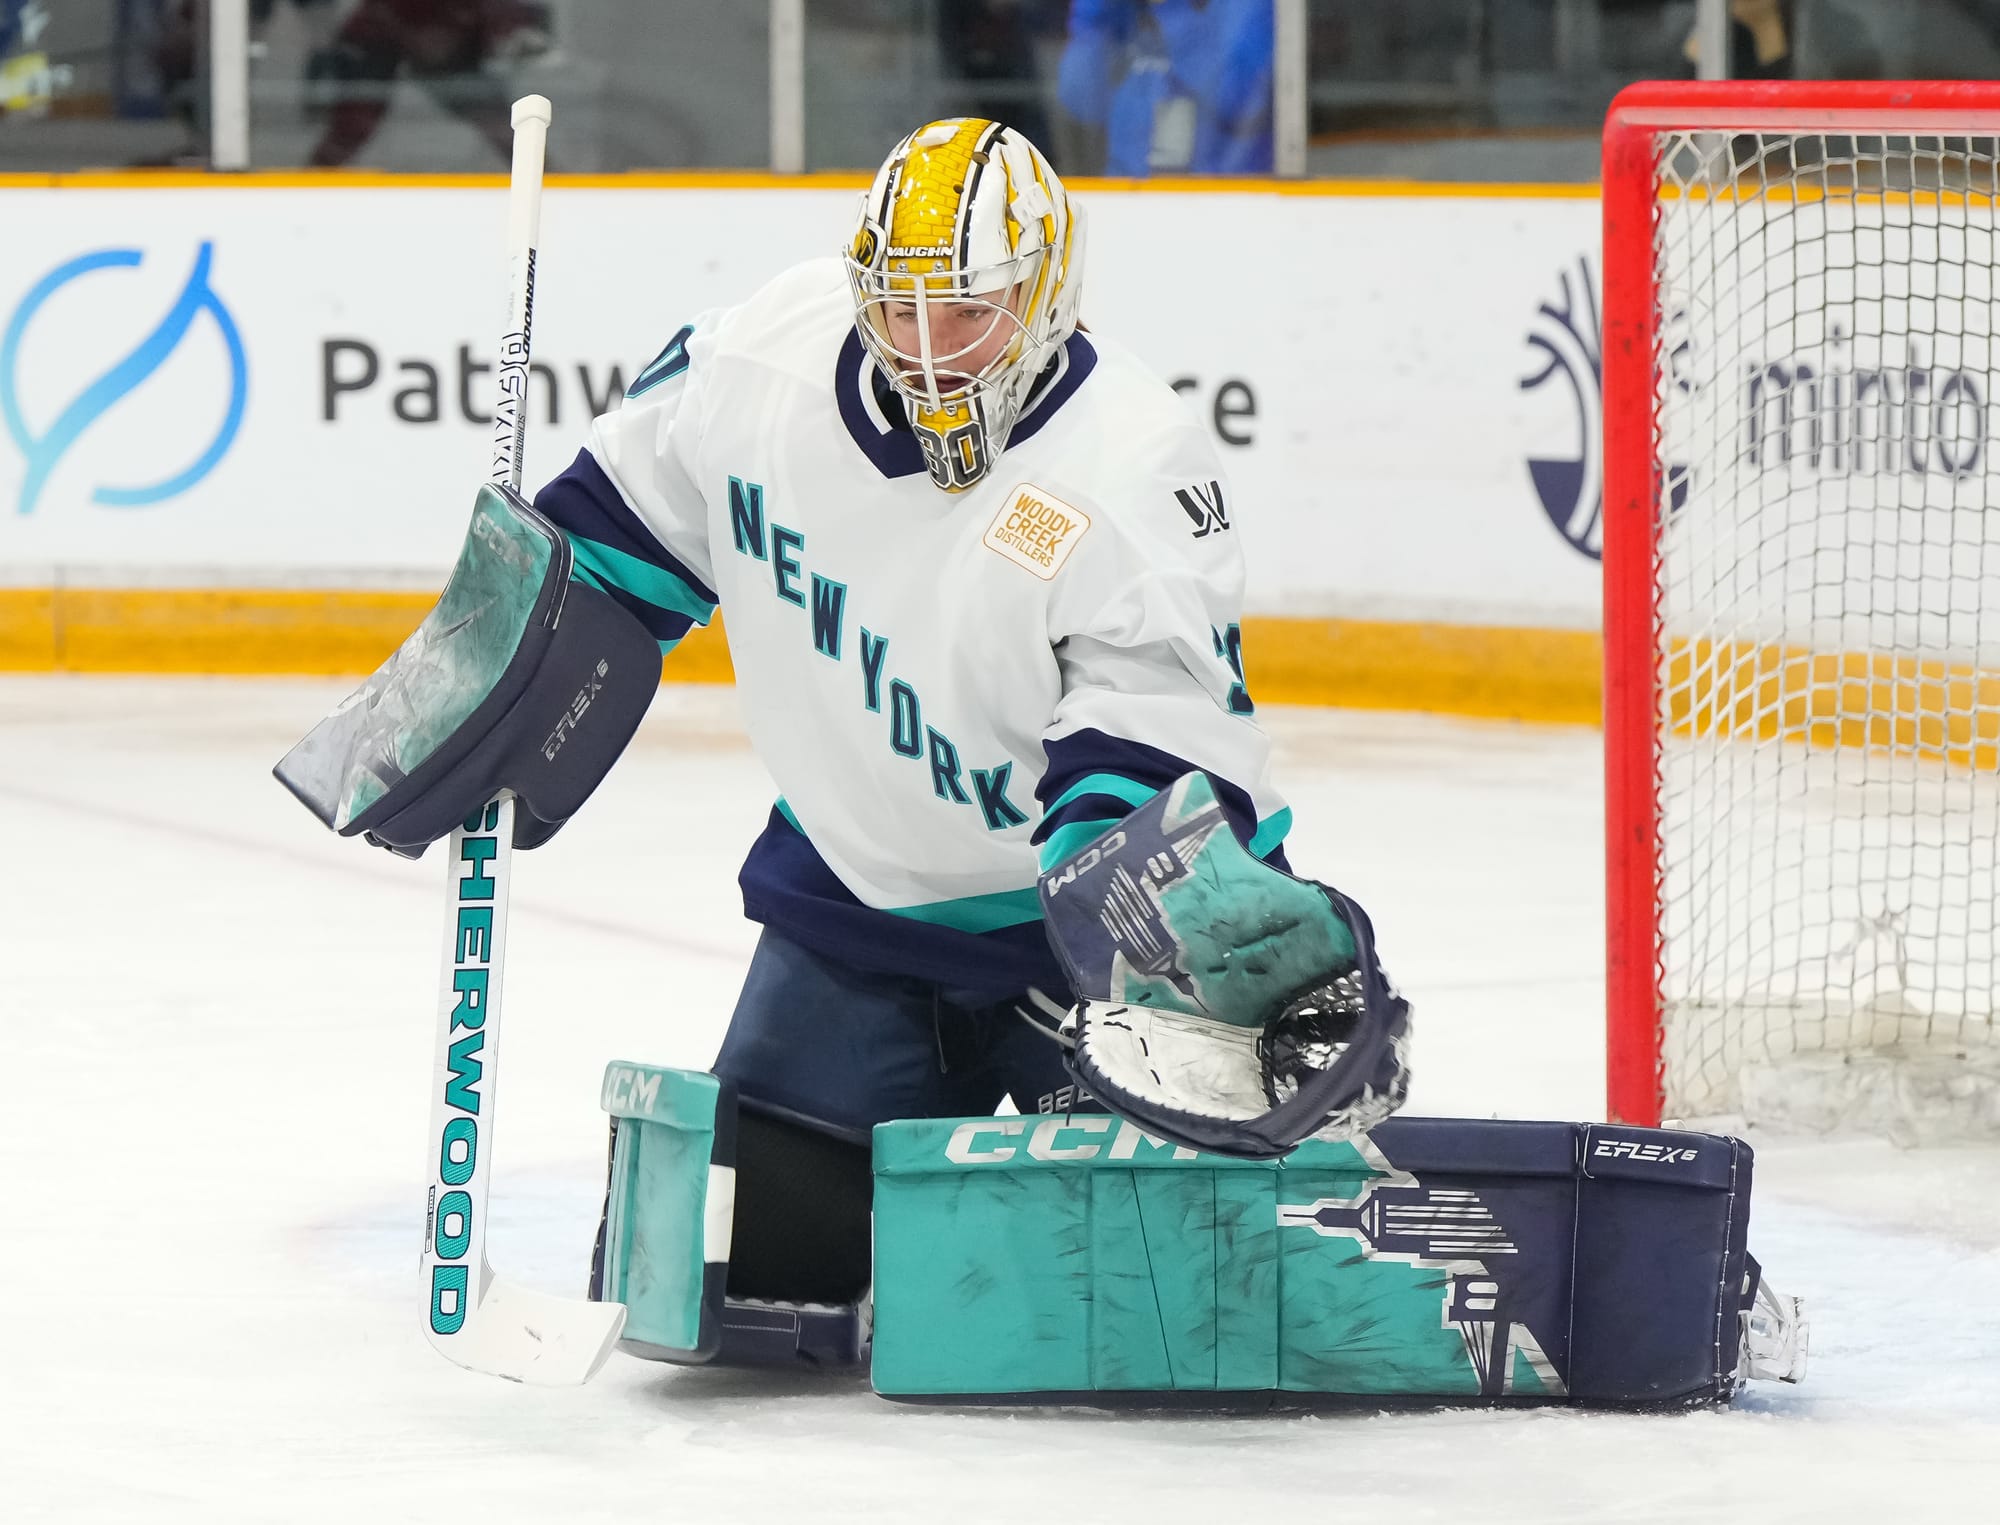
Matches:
[1048,773,1291,863]
[768,795,1291,936]
[575,562,684,654]
[892,812,1290,938]
[1248,806,1294,858]
[1047,771,1158,816]
[569,532,717,624]
[775,798,1043,933]
[1036,816,1122,873]
[884,886,1045,934]
[1040,806,1296,872]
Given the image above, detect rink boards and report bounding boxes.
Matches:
[0,174,1608,718]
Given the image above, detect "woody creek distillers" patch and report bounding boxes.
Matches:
[982,483,1090,579]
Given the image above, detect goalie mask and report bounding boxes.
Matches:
[845,118,1086,493]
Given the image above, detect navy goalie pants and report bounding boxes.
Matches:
[710,928,1091,1143]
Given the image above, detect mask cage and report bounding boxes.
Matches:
[844,243,1052,417]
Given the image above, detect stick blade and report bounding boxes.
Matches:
[427,1262,627,1386]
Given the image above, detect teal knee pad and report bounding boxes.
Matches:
[592,1063,869,1370]
[593,1064,736,1363]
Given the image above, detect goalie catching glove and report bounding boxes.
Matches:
[1038,771,1411,1160]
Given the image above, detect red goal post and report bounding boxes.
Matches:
[1602,82,2000,1132]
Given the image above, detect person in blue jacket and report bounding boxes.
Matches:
[1058,0,1273,175]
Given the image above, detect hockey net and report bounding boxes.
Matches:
[1603,83,2000,1142]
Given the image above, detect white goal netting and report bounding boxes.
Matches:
[1650,130,2000,1141]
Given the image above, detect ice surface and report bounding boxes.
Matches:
[2,677,1995,1523]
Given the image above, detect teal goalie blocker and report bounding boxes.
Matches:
[589,1065,1807,1404]
[274,484,663,855]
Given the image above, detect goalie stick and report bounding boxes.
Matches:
[418,95,628,1385]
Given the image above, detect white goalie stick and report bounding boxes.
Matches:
[418,95,628,1385]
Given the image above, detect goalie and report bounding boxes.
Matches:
[568,117,1410,1332]
[281,118,1410,1365]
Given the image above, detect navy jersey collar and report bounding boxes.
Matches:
[834,329,1099,481]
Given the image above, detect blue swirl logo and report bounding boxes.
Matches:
[1,242,247,515]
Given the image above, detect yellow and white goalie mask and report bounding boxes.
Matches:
[845,118,1086,493]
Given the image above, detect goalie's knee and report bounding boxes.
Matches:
[592,1064,737,1363]
[727,1109,872,1305]
[592,1064,869,1370]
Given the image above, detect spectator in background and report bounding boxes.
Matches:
[306,0,550,167]
[0,0,48,118]
[1684,0,1795,80]
[144,0,340,164]
[1058,0,1272,175]
[939,0,1056,151]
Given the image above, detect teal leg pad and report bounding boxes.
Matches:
[870,1114,1762,1406]
[593,1063,734,1362]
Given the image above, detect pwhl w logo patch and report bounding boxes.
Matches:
[1,242,247,515]
[1175,479,1229,538]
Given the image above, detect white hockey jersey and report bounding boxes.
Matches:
[534,257,1291,996]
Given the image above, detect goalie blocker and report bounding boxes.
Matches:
[274,484,661,855]
[589,1061,1806,1404]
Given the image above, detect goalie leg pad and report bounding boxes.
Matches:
[275,483,662,854]
[871,1114,1795,1407]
